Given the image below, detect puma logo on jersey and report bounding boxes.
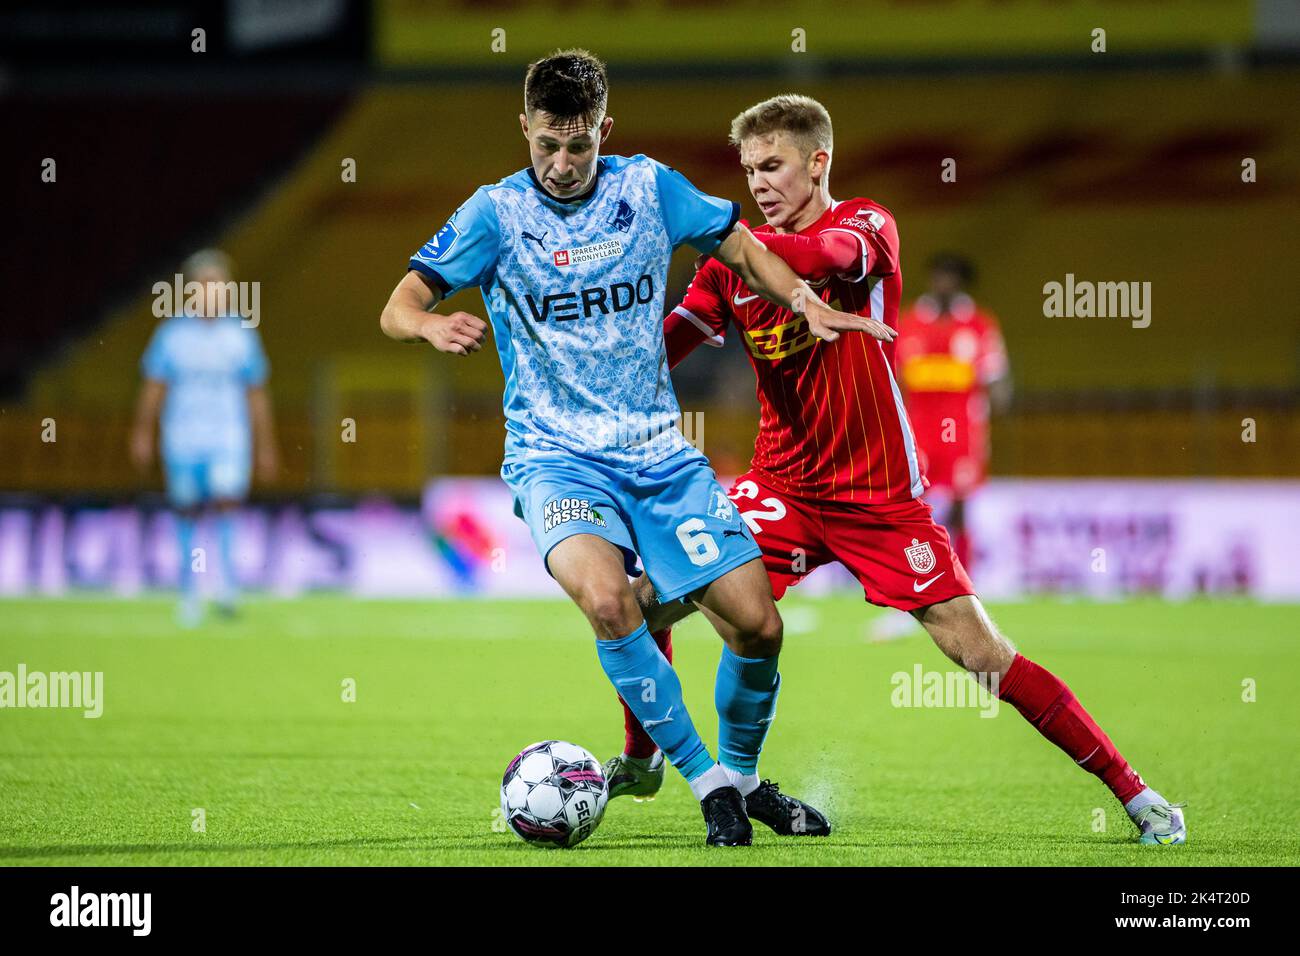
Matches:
[521,230,548,251]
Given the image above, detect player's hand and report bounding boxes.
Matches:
[802,296,896,344]
[129,427,154,472]
[420,311,488,356]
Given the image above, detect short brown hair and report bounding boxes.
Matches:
[524,49,608,128]
[729,94,833,157]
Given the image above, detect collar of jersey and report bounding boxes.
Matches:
[525,157,607,206]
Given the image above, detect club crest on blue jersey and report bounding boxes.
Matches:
[708,488,734,522]
[422,220,461,262]
[607,199,637,233]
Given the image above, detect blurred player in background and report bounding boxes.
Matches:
[610,94,1185,845]
[130,249,279,625]
[896,253,1010,575]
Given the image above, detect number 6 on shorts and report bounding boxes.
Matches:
[676,518,720,567]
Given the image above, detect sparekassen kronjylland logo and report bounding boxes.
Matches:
[50,886,150,936]
[552,238,624,267]
[0,665,103,718]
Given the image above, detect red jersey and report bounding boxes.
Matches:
[895,293,1008,494]
[665,198,923,504]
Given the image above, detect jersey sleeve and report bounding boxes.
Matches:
[408,187,501,297]
[240,327,270,386]
[140,322,174,382]
[651,160,741,254]
[822,200,900,283]
[751,229,863,282]
[664,259,730,368]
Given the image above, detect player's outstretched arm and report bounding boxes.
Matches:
[711,224,895,344]
[750,230,862,283]
[380,271,487,356]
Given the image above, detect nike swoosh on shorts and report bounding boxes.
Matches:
[913,572,946,592]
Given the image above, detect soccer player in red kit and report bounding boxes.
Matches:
[604,94,1185,845]
[896,253,1010,574]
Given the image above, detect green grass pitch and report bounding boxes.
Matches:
[1,596,1297,866]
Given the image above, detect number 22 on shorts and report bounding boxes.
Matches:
[730,480,787,535]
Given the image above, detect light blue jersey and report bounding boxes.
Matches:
[141,314,268,462]
[409,154,739,471]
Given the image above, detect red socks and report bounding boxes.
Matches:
[998,653,1146,804]
[620,628,673,759]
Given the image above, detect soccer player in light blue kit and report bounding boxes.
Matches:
[381,51,892,845]
[131,250,279,626]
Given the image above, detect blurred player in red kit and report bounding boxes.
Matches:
[603,94,1185,845]
[896,253,1010,575]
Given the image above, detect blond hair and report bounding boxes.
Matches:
[729,94,833,157]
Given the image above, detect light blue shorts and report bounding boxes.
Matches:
[164,449,251,508]
[502,447,761,603]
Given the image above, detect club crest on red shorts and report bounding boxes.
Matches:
[904,538,936,574]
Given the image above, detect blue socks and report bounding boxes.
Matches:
[715,645,781,775]
[594,627,780,793]
[596,623,715,782]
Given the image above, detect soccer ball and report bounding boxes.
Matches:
[500,740,608,848]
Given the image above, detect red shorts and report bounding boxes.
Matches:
[728,471,975,611]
